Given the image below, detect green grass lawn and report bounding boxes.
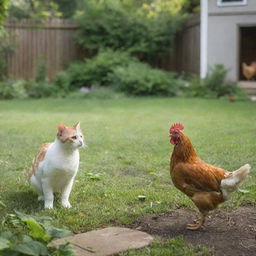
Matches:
[0,97,255,254]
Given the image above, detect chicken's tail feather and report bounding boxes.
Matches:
[221,164,251,200]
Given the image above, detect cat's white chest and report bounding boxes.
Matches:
[47,151,79,173]
[38,143,80,191]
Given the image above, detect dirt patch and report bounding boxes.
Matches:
[133,206,256,256]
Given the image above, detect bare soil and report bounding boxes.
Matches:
[133,206,256,256]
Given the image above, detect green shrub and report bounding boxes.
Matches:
[0,29,15,79]
[57,49,182,96]
[184,64,248,99]
[0,79,65,99]
[75,1,185,60]
[35,58,48,82]
[25,80,60,98]
[58,49,139,90]
[0,80,27,99]
[54,71,71,93]
[110,62,179,96]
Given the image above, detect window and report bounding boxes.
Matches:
[217,0,247,6]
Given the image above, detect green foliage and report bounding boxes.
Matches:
[56,49,181,96]
[54,71,72,93]
[110,62,179,96]
[8,0,84,19]
[54,0,83,18]
[0,79,62,99]
[0,29,15,78]
[59,49,139,90]
[184,64,248,99]
[0,80,27,99]
[182,0,200,13]
[8,0,61,20]
[75,0,185,60]
[139,0,188,17]
[35,59,48,83]
[25,80,60,98]
[0,211,74,256]
[0,0,9,24]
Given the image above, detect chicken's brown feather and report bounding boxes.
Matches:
[171,160,227,197]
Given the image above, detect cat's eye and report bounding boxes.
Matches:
[71,136,77,140]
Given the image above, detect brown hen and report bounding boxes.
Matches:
[169,123,250,230]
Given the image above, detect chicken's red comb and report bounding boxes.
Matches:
[169,122,184,132]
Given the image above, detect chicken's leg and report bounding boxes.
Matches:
[186,212,206,230]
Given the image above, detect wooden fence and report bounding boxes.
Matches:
[156,14,200,75]
[173,14,200,74]
[4,16,200,80]
[4,18,86,80]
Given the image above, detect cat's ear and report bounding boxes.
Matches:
[57,123,66,136]
[73,122,80,131]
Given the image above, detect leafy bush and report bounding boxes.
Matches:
[56,49,181,96]
[75,1,185,60]
[25,80,60,98]
[54,71,71,94]
[184,65,248,99]
[0,79,62,99]
[0,211,74,256]
[0,80,27,99]
[0,29,15,78]
[58,49,139,90]
[110,62,179,96]
[35,59,48,83]
[0,57,67,100]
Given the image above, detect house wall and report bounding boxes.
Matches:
[207,0,256,80]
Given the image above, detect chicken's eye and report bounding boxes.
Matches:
[72,135,77,140]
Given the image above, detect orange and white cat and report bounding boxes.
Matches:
[29,122,84,209]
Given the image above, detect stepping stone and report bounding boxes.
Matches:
[52,227,153,256]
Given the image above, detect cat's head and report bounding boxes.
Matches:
[57,122,85,149]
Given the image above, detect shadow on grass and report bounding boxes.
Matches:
[4,188,67,215]
[4,189,43,213]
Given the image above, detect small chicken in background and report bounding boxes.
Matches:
[169,123,250,230]
[242,62,256,80]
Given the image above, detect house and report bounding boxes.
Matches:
[201,0,256,83]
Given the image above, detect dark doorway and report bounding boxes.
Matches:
[239,26,256,80]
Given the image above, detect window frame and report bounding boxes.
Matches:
[217,0,247,7]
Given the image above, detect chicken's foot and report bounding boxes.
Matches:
[186,213,206,230]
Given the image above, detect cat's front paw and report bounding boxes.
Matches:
[62,201,71,208]
[44,201,53,209]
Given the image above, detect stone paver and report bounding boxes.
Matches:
[52,227,153,256]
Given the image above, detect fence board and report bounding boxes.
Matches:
[4,18,86,80]
[171,14,200,75]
